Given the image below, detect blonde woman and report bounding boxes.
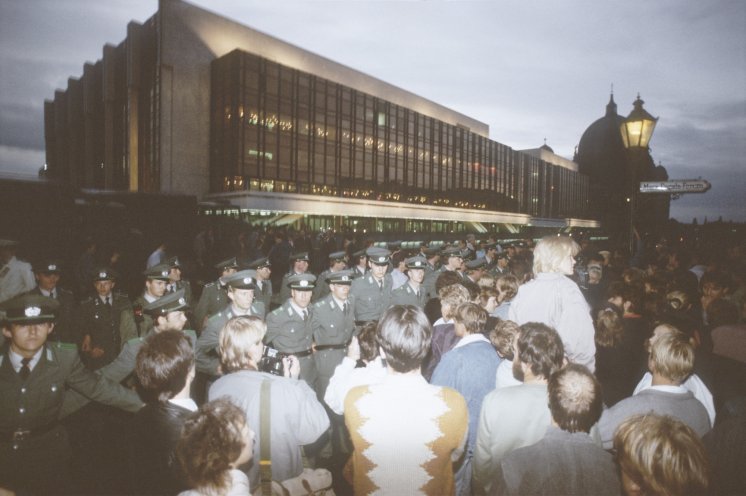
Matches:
[509,236,596,371]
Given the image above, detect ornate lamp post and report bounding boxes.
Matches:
[620,94,658,255]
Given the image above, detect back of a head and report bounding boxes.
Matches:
[435,271,463,294]
[516,322,565,379]
[453,302,487,335]
[490,319,520,359]
[439,284,471,320]
[649,325,694,384]
[218,315,266,373]
[613,413,709,496]
[357,321,380,362]
[548,364,602,433]
[377,305,431,373]
[595,306,624,348]
[496,274,519,301]
[135,330,194,404]
[532,236,579,274]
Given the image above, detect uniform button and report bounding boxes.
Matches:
[20,387,26,394]
[19,407,25,414]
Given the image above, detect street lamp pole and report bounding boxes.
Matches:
[620,94,658,256]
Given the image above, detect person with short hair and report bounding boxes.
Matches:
[313,251,348,302]
[193,257,239,332]
[129,330,197,494]
[279,252,311,304]
[350,247,394,325]
[119,262,172,343]
[345,305,468,495]
[489,319,522,389]
[391,255,428,308]
[491,364,621,495]
[29,259,77,344]
[177,397,254,496]
[209,315,328,490]
[509,235,596,371]
[473,322,565,495]
[598,326,711,448]
[614,413,709,496]
[431,303,500,496]
[422,283,471,380]
[493,274,519,320]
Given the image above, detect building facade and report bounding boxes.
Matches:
[45,0,598,235]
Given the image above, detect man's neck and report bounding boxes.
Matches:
[408,280,421,290]
[651,372,678,387]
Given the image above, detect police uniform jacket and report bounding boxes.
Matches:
[255,278,273,313]
[279,271,308,304]
[77,293,132,369]
[391,282,428,308]
[0,342,142,494]
[195,303,264,377]
[312,269,333,302]
[119,294,155,344]
[422,263,440,300]
[350,273,393,322]
[310,294,356,396]
[29,286,77,344]
[60,329,197,418]
[265,300,318,388]
[193,279,228,332]
[173,280,193,305]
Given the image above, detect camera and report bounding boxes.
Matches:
[259,346,284,376]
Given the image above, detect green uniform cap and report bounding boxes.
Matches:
[246,257,271,269]
[93,266,118,281]
[143,288,189,316]
[328,251,347,262]
[441,246,463,258]
[0,294,59,323]
[214,257,239,270]
[144,263,172,280]
[34,259,62,274]
[465,257,488,270]
[166,256,182,269]
[290,252,310,262]
[287,273,316,290]
[326,269,356,285]
[366,247,391,265]
[222,270,258,290]
[405,256,428,269]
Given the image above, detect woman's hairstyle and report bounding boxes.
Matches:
[135,330,194,403]
[218,315,266,373]
[453,302,487,335]
[489,319,520,359]
[532,236,579,274]
[357,321,380,362]
[377,305,431,373]
[177,398,248,494]
[648,325,694,384]
[438,284,470,320]
[595,306,624,348]
[548,364,602,434]
[496,274,519,302]
[613,414,709,496]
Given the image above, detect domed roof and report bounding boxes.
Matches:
[575,94,627,179]
[539,140,554,153]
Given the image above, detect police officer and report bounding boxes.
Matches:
[279,252,311,304]
[119,263,171,343]
[193,257,238,332]
[440,246,466,277]
[195,270,265,377]
[265,273,318,387]
[492,252,511,276]
[29,259,77,344]
[464,257,488,285]
[350,247,394,325]
[311,269,357,399]
[0,294,142,494]
[421,246,441,299]
[246,256,273,311]
[165,256,193,304]
[350,249,368,278]
[391,256,428,308]
[483,243,499,270]
[77,267,133,370]
[313,251,347,302]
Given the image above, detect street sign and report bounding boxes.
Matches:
[639,179,711,194]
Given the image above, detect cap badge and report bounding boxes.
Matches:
[341,276,349,281]
[161,270,169,277]
[25,306,42,317]
[299,280,309,287]
[243,277,253,284]
[178,297,186,305]
[376,257,386,263]
[98,271,107,278]
[48,264,57,271]
[414,261,422,266]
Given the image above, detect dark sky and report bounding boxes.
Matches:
[1,0,744,222]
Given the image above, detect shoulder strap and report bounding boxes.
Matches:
[260,378,272,495]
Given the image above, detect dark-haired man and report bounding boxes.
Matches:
[345,305,468,495]
[350,247,393,325]
[30,259,77,343]
[391,256,428,308]
[473,322,565,495]
[491,364,621,495]
[313,251,347,302]
[119,263,172,343]
[193,256,239,332]
[279,252,311,305]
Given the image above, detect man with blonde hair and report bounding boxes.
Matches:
[598,327,711,448]
[614,414,709,496]
[509,235,596,371]
[208,315,329,490]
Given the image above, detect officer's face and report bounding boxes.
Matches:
[329,283,350,300]
[369,262,387,280]
[36,272,60,291]
[169,267,182,282]
[291,289,312,309]
[257,266,271,280]
[94,280,115,297]
[408,268,425,284]
[3,322,54,358]
[447,256,463,270]
[331,260,346,271]
[157,310,187,332]
[498,257,508,268]
[293,260,309,274]
[229,288,254,311]
[221,267,237,278]
[146,279,167,297]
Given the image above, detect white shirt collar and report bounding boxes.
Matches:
[453,333,490,349]
[143,292,158,303]
[168,397,198,411]
[647,384,688,394]
[289,300,308,318]
[8,347,43,373]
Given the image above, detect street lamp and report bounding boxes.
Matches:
[620,94,658,255]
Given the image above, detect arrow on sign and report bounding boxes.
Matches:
[639,179,711,194]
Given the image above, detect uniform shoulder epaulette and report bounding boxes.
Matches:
[81,296,95,304]
[183,329,198,340]
[314,301,324,308]
[50,341,77,351]
[126,336,144,345]
[204,281,216,289]
[207,311,225,321]
[270,307,283,316]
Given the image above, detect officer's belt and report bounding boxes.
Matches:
[355,320,375,326]
[314,342,349,351]
[1,422,58,442]
[280,349,314,358]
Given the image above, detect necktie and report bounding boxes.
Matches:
[377,279,383,291]
[343,301,349,315]
[302,309,309,321]
[19,357,32,381]
[107,296,112,307]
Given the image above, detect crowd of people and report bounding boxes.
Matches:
[0,228,745,495]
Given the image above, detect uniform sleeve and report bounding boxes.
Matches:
[63,349,143,413]
[193,288,211,331]
[99,340,140,383]
[119,309,138,345]
[264,313,281,346]
[195,319,221,376]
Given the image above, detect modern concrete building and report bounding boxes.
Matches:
[45,0,598,235]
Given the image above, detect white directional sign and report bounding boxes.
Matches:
[639,179,711,194]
